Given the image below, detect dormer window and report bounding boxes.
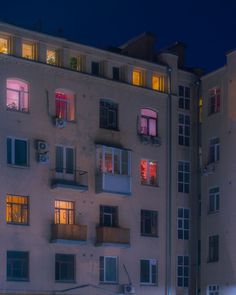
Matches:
[46,49,58,65]
[132,70,142,86]
[22,42,35,60]
[0,36,10,54]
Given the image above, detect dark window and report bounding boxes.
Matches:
[178,85,190,110]
[55,254,75,282]
[6,195,29,225]
[7,138,28,166]
[208,88,220,115]
[100,100,118,130]
[177,255,189,287]
[209,138,220,163]
[209,187,220,213]
[70,57,78,70]
[141,210,158,237]
[100,206,118,227]
[112,67,120,81]
[99,256,117,283]
[91,61,100,75]
[178,161,190,193]
[7,251,29,281]
[208,235,219,262]
[178,114,190,146]
[140,259,157,285]
[177,208,189,240]
[55,146,74,174]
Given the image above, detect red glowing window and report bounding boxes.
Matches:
[140,159,158,186]
[55,89,75,121]
[140,108,157,136]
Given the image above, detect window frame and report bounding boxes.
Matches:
[91,61,100,76]
[141,210,158,237]
[7,137,29,167]
[100,205,118,227]
[6,194,29,225]
[132,69,143,86]
[178,85,190,110]
[208,87,221,115]
[7,251,29,281]
[140,259,157,285]
[178,113,190,146]
[140,159,158,186]
[99,256,118,283]
[0,35,10,54]
[55,89,75,121]
[152,74,165,92]
[55,253,75,282]
[177,255,189,288]
[54,200,75,225]
[208,235,219,262]
[100,99,119,130]
[139,108,158,137]
[207,284,219,295]
[46,48,59,66]
[209,137,220,163]
[208,187,220,214]
[55,145,75,175]
[178,161,190,193]
[177,208,190,240]
[22,41,36,60]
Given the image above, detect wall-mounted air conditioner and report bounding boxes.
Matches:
[36,140,48,152]
[55,117,66,128]
[123,284,135,294]
[37,153,49,164]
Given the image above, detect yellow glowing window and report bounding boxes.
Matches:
[152,75,165,92]
[133,70,142,86]
[22,43,35,60]
[55,200,75,224]
[0,37,9,54]
[199,96,203,123]
[46,49,58,65]
[6,195,29,224]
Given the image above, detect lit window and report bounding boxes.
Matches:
[209,138,220,163]
[199,96,203,123]
[22,42,35,60]
[177,208,189,240]
[141,210,158,237]
[140,259,157,285]
[97,146,131,176]
[55,254,75,282]
[152,75,165,92]
[56,146,75,175]
[100,99,118,130]
[209,187,220,213]
[140,159,158,186]
[0,36,9,54]
[208,285,219,295]
[177,256,189,287]
[6,195,29,225]
[55,200,74,224]
[7,137,28,167]
[208,235,219,262]
[46,49,58,65]
[7,251,29,281]
[179,85,190,109]
[208,87,220,115]
[132,70,142,86]
[55,89,75,121]
[178,161,190,193]
[100,205,118,227]
[139,108,158,136]
[6,79,29,112]
[99,256,117,283]
[179,114,190,146]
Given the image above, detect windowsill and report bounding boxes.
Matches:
[141,183,159,188]
[99,282,119,285]
[208,112,220,116]
[55,280,76,283]
[208,210,219,215]
[6,108,29,114]
[141,234,158,238]
[207,259,219,263]
[7,222,29,226]
[7,164,29,169]
[140,283,157,286]
[100,126,120,132]
[7,278,29,282]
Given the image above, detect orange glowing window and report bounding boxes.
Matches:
[140,159,158,186]
[6,195,29,224]
[22,42,35,60]
[133,70,142,86]
[152,75,165,92]
[46,49,58,65]
[55,89,75,121]
[54,200,74,224]
[0,36,9,54]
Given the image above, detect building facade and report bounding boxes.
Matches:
[0,22,201,295]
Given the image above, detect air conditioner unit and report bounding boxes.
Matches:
[55,117,66,128]
[152,136,161,146]
[37,153,49,164]
[36,140,48,152]
[123,284,135,294]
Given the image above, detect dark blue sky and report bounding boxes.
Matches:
[1,0,235,72]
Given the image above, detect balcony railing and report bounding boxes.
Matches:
[138,134,161,146]
[96,226,130,247]
[51,169,88,192]
[51,223,87,243]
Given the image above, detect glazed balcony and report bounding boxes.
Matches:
[51,223,87,244]
[96,226,130,247]
[51,169,88,192]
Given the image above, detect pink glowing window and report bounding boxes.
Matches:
[55,89,75,121]
[140,159,158,186]
[140,108,157,136]
[6,79,29,112]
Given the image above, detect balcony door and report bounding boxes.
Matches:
[56,146,75,181]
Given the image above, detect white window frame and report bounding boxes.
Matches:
[55,145,75,177]
[209,187,220,213]
[140,259,157,285]
[209,137,220,163]
[7,137,28,167]
[207,284,219,295]
[100,256,118,283]
[178,161,190,193]
[177,255,189,288]
[177,208,190,240]
[178,85,190,110]
[178,113,190,146]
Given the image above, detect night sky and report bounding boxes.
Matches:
[0,0,235,73]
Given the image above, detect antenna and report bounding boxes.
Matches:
[123,264,132,285]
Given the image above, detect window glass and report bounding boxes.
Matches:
[140,159,158,186]
[6,79,29,112]
[0,37,9,54]
[46,49,57,65]
[140,108,157,136]
[22,43,35,60]
[6,195,29,224]
[55,200,74,224]
[91,61,100,75]
[55,89,75,121]
[55,254,75,282]
[7,138,28,167]
[141,210,158,236]
[100,206,118,227]
[133,70,142,86]
[55,146,74,175]
[100,100,118,130]
[7,251,29,281]
[152,75,165,92]
[177,255,189,287]
[99,256,117,283]
[140,259,157,284]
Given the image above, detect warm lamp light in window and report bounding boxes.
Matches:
[133,70,142,86]
[55,90,75,121]
[0,37,9,54]
[22,43,35,60]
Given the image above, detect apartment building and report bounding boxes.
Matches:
[0,22,200,295]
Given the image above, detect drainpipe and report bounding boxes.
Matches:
[166,66,172,295]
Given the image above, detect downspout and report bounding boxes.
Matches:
[166,66,172,295]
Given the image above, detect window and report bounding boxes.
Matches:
[112,67,120,80]
[6,79,29,112]
[141,210,158,237]
[140,259,157,285]
[99,256,117,283]
[70,57,78,70]
[7,251,29,281]
[139,108,158,136]
[209,88,220,115]
[179,86,190,110]
[97,146,131,176]
[177,208,189,240]
[55,200,74,224]
[132,70,142,86]
[179,114,190,146]
[46,49,58,65]
[209,138,220,163]
[177,255,189,287]
[6,195,29,225]
[178,161,190,193]
[56,146,75,174]
[208,285,219,295]
[208,235,219,262]
[70,55,85,71]
[91,61,100,75]
[152,74,165,92]
[0,36,10,54]
[209,187,220,213]
[55,89,75,121]
[55,254,75,282]
[100,206,118,227]
[22,42,35,60]
[100,99,118,130]
[7,137,28,167]
[140,159,158,186]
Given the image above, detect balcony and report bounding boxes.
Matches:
[51,223,87,244]
[96,226,130,247]
[95,172,131,195]
[138,134,161,146]
[51,169,88,192]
